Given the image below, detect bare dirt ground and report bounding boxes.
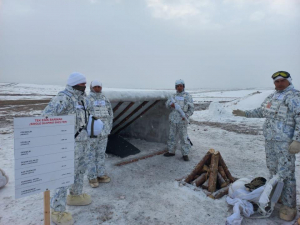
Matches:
[190,120,262,136]
[0,99,51,129]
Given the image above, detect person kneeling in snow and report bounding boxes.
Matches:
[42,72,92,225]
[86,80,113,188]
[164,79,194,161]
[0,168,9,189]
[232,71,300,221]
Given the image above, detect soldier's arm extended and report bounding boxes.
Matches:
[42,95,73,116]
[244,94,273,118]
[185,94,194,118]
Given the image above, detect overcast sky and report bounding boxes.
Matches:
[0,0,299,89]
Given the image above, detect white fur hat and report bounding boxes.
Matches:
[67,72,86,86]
[273,76,292,84]
[91,80,102,87]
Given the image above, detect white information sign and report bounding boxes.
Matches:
[14,115,75,199]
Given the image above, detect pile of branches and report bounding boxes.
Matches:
[184,149,236,199]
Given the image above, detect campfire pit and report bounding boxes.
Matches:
[183,149,236,199]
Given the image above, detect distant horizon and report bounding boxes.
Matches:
[0,81,276,91]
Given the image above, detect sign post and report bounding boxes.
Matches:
[14,115,75,224]
[44,190,50,225]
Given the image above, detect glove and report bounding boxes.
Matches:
[0,169,9,188]
[232,109,246,117]
[288,141,300,154]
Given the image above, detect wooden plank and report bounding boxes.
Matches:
[112,101,149,132]
[44,190,50,225]
[115,149,167,166]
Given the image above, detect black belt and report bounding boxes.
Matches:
[75,127,84,138]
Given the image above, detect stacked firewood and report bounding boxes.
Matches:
[184,149,235,199]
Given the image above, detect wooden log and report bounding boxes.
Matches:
[219,154,235,183]
[175,176,186,181]
[209,186,229,199]
[202,177,209,189]
[217,172,226,187]
[192,173,207,187]
[115,149,167,166]
[218,166,228,181]
[194,175,200,180]
[202,189,212,196]
[200,165,210,173]
[184,150,213,183]
[208,151,220,193]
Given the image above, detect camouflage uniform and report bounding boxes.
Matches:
[245,84,300,208]
[165,91,194,156]
[42,85,90,212]
[86,92,113,180]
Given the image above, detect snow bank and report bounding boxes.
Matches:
[0,83,173,101]
[103,89,173,102]
[191,90,274,123]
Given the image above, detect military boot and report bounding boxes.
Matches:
[67,193,92,206]
[89,178,99,188]
[163,152,175,157]
[51,211,74,225]
[183,155,189,161]
[98,175,111,183]
[279,205,297,221]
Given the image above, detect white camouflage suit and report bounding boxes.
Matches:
[245,84,300,208]
[86,90,113,180]
[42,85,90,212]
[166,91,194,156]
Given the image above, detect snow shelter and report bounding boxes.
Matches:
[103,89,173,157]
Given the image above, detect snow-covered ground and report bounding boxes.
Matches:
[0,83,299,225]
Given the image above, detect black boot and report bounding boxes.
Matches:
[183,155,189,161]
[164,152,175,157]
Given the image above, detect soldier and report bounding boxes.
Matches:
[86,80,113,188]
[164,79,194,161]
[42,72,91,225]
[232,71,300,221]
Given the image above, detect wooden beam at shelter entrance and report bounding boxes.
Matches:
[113,102,123,113]
[114,100,160,134]
[112,101,149,132]
[113,102,134,123]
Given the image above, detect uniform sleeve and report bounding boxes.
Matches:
[165,95,174,109]
[42,95,72,116]
[286,93,300,141]
[106,98,114,131]
[185,94,194,118]
[244,94,272,118]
